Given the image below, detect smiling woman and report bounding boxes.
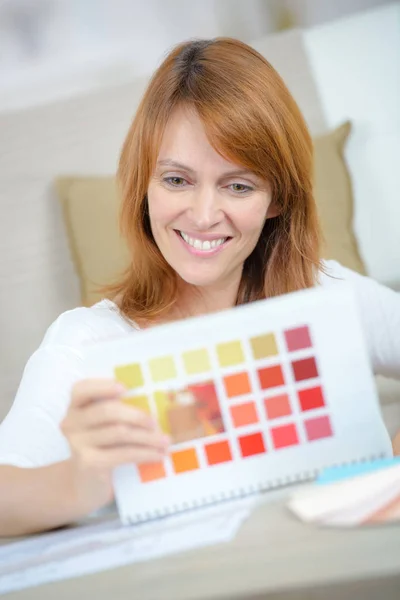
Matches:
[109,38,321,321]
[0,37,399,538]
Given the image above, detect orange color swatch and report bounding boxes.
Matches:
[230,401,259,427]
[258,364,285,390]
[224,372,251,398]
[171,448,199,474]
[205,440,232,465]
[138,462,166,483]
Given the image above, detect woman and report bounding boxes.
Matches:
[1,38,399,537]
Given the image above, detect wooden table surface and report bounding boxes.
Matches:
[2,492,400,600]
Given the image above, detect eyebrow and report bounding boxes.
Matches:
[156,159,258,179]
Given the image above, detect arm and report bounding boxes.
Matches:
[0,308,169,537]
[0,377,168,538]
[0,460,100,537]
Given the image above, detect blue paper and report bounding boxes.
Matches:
[317,457,400,485]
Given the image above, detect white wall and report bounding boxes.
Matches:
[0,0,276,112]
[0,0,394,112]
[283,0,394,27]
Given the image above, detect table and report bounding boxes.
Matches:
[2,491,400,600]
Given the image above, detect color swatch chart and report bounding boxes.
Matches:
[114,323,333,484]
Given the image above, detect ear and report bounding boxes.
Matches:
[265,200,281,219]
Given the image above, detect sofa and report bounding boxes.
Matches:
[0,3,399,437]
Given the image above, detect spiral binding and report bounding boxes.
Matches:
[122,452,386,525]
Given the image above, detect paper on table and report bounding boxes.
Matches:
[288,463,400,526]
[0,497,257,595]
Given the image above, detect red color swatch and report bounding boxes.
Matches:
[171,448,199,473]
[305,415,333,441]
[205,440,232,465]
[224,372,252,398]
[271,423,299,449]
[138,462,166,483]
[264,394,292,420]
[238,432,266,457]
[258,365,285,390]
[230,401,259,427]
[298,386,325,412]
[292,357,318,382]
[284,326,312,352]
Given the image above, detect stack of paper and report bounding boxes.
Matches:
[0,497,256,595]
[288,459,400,526]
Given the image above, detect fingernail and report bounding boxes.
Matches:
[162,435,171,446]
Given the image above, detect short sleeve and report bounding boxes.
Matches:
[320,261,400,379]
[0,301,133,468]
[0,343,83,468]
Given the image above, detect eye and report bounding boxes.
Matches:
[229,183,254,194]
[163,176,188,187]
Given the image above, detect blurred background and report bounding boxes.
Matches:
[0,0,399,429]
[0,0,394,110]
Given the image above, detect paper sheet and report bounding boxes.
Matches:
[84,286,391,524]
[288,463,400,526]
[0,497,257,595]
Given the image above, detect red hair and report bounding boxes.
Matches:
[105,38,323,321]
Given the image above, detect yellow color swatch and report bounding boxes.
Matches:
[154,391,172,434]
[216,340,244,367]
[250,333,278,359]
[114,363,144,389]
[123,395,150,414]
[149,355,177,382]
[182,348,211,375]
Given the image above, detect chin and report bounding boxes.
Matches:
[176,268,222,289]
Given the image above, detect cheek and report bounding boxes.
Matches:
[232,196,270,235]
[147,186,174,227]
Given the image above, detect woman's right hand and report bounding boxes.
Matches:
[61,379,169,514]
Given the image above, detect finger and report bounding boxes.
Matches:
[82,425,170,450]
[71,379,126,408]
[80,401,158,431]
[94,446,168,469]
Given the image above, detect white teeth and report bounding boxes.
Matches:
[180,231,226,251]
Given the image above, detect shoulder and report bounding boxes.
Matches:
[40,299,136,353]
[318,259,399,297]
[318,261,400,379]
[318,259,400,307]
[318,259,366,287]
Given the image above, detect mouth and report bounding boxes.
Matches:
[174,230,232,254]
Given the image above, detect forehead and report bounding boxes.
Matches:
[157,106,236,171]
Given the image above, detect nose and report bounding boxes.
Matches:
[187,185,223,230]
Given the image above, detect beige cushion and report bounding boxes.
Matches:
[56,122,366,307]
[57,178,130,306]
[314,121,365,274]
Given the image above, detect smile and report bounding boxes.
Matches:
[175,230,231,255]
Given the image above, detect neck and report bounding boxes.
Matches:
[174,274,242,320]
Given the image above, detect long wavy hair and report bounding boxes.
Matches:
[104,38,323,322]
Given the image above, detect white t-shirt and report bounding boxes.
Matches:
[1,260,399,468]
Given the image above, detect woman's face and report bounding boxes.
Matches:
[147,106,277,290]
